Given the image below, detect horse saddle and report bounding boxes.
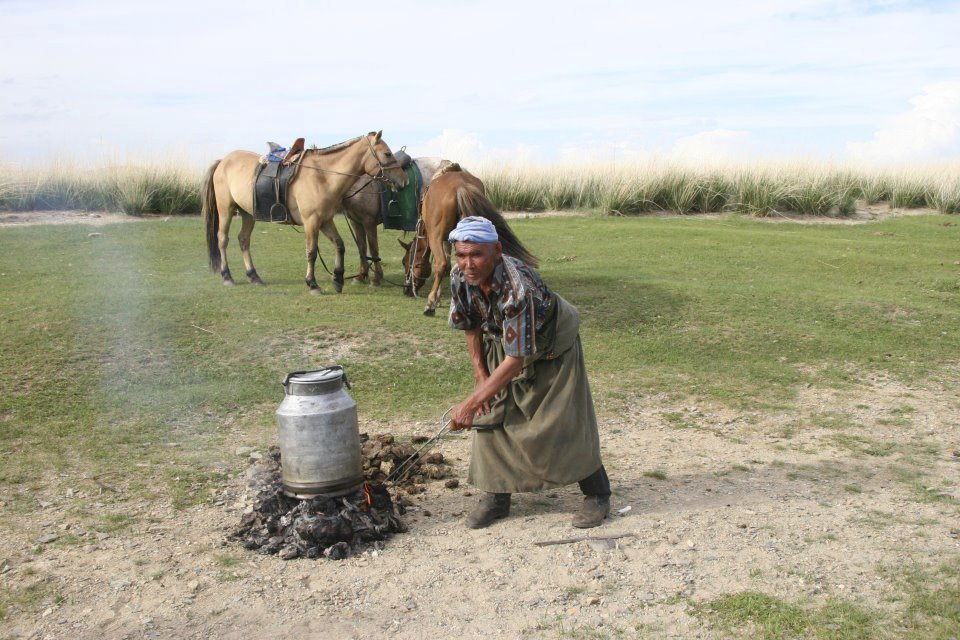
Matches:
[253,137,304,223]
[434,160,460,177]
[253,138,303,224]
[261,137,305,165]
[283,137,305,165]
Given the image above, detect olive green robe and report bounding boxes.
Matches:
[468,295,603,493]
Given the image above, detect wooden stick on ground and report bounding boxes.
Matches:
[190,324,216,335]
[534,532,637,547]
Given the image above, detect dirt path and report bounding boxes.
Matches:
[0,211,139,227]
[3,370,958,639]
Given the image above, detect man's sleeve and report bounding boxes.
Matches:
[448,276,478,331]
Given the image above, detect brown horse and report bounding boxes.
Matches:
[402,165,538,316]
[202,131,407,294]
[339,153,449,287]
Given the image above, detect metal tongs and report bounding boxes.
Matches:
[386,407,454,484]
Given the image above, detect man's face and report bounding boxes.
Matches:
[454,241,502,286]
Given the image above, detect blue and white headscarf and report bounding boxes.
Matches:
[448,216,499,244]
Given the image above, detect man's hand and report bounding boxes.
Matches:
[450,399,478,431]
[450,355,524,431]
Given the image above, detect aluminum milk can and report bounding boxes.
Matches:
[276,366,363,498]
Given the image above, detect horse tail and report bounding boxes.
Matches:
[202,159,222,272]
[455,186,539,268]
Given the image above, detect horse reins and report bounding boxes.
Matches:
[404,215,429,298]
[403,177,439,298]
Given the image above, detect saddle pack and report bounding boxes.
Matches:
[253,137,305,223]
[380,159,423,232]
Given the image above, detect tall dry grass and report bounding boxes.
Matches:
[479,161,960,216]
[1,159,957,216]
[0,161,201,215]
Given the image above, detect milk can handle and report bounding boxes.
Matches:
[281,366,351,391]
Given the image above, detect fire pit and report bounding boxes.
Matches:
[233,435,455,560]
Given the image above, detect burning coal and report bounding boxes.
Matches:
[234,448,404,560]
[234,434,455,560]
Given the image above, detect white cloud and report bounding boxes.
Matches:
[846,81,960,164]
[669,129,756,164]
[420,129,542,165]
[3,1,960,162]
[421,129,485,163]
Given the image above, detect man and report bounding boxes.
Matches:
[447,216,611,529]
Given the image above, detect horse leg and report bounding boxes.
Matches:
[320,219,346,293]
[217,206,235,286]
[366,221,383,288]
[424,252,449,316]
[349,218,369,285]
[237,212,265,285]
[303,218,323,295]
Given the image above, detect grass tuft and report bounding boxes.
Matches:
[698,591,883,639]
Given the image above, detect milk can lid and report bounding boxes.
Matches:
[282,366,351,392]
[287,368,342,384]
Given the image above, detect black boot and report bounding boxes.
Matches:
[466,492,511,529]
[572,495,610,528]
[574,465,611,528]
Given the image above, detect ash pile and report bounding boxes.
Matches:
[234,434,455,560]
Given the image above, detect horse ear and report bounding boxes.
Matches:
[374,130,382,142]
[398,239,410,250]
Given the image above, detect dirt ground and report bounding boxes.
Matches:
[2,210,958,639]
[3,372,959,640]
[0,211,139,227]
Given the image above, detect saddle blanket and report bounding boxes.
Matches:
[380,162,423,232]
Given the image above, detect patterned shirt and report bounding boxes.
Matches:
[448,255,553,358]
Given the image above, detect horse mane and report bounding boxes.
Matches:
[456,186,539,268]
[308,134,365,155]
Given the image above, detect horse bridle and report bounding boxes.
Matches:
[404,215,431,297]
[365,136,404,191]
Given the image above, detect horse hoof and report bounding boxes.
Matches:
[333,283,343,294]
[251,278,266,286]
[222,279,235,287]
[370,281,381,289]
[423,307,436,317]
[309,287,323,296]
[351,277,365,286]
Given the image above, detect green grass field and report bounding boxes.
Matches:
[1,212,957,495]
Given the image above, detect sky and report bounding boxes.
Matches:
[1,0,959,167]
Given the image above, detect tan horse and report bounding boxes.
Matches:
[202,131,407,294]
[402,166,538,316]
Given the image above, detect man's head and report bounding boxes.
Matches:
[449,216,502,286]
